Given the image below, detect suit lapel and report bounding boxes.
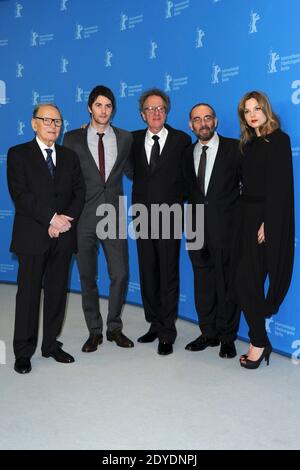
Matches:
[186,142,199,189]
[191,142,199,185]
[54,143,65,184]
[106,126,124,183]
[155,131,171,171]
[74,126,106,186]
[151,127,176,173]
[80,127,101,174]
[206,135,224,197]
[30,139,54,182]
[137,129,149,173]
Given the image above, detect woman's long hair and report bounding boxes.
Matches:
[238,91,280,152]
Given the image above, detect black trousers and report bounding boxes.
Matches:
[136,237,181,343]
[242,310,270,347]
[192,260,240,343]
[13,241,72,359]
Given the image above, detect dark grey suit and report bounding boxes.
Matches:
[63,125,132,335]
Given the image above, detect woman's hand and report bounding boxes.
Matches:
[257,222,265,244]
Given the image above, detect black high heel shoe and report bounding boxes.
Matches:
[240,344,272,370]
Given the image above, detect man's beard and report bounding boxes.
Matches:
[197,126,215,142]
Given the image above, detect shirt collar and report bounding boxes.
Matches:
[146,126,167,140]
[88,123,112,137]
[36,136,55,152]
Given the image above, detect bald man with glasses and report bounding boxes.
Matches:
[7,103,85,374]
[182,103,241,359]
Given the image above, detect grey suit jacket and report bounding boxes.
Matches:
[63,125,133,223]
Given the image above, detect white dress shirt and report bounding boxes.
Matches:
[36,136,56,166]
[144,126,168,164]
[193,132,219,194]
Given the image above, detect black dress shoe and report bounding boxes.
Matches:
[219,342,237,359]
[82,333,103,352]
[137,330,158,343]
[185,335,220,351]
[158,342,173,355]
[106,330,134,348]
[42,347,75,363]
[14,358,31,374]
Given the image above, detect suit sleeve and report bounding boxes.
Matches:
[264,132,295,314]
[123,133,134,180]
[181,146,191,203]
[181,135,193,202]
[7,147,56,226]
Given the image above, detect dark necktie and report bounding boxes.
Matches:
[149,135,160,172]
[97,132,105,181]
[197,145,208,194]
[45,148,55,178]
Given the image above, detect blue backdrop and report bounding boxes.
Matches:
[0,0,299,357]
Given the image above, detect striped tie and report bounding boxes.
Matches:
[45,148,55,178]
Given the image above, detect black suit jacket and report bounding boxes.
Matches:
[131,124,191,207]
[182,135,240,267]
[7,138,86,255]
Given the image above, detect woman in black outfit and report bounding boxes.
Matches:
[232,91,294,369]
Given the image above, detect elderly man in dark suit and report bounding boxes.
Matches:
[7,103,85,374]
[131,88,191,355]
[63,85,134,352]
[182,103,241,358]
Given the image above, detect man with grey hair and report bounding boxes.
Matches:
[7,103,85,374]
[131,88,191,355]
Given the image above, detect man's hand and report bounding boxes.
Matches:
[48,226,60,238]
[51,214,74,232]
[257,222,265,244]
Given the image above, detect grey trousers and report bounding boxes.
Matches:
[76,224,129,335]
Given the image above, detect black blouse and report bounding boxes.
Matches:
[242,128,295,314]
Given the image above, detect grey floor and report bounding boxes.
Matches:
[0,283,299,450]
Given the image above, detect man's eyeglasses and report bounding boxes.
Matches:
[143,106,166,114]
[34,116,63,127]
[191,115,214,124]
